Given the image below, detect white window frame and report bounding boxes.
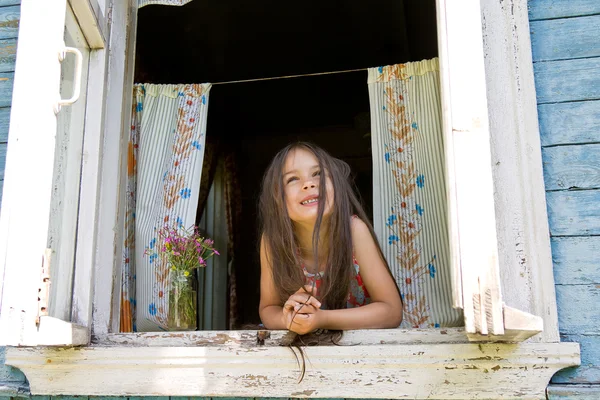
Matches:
[1,0,580,398]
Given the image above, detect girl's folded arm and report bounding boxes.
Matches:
[318,218,403,330]
[317,301,400,330]
[258,236,288,330]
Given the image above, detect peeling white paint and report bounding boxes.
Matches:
[6,342,579,398]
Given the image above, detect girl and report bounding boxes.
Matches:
[258,142,402,335]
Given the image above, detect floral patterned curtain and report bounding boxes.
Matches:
[121,83,211,332]
[368,58,462,328]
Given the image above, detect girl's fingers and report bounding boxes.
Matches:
[283,300,296,310]
[284,300,314,312]
[284,300,300,312]
[293,313,310,321]
[294,303,318,314]
[283,302,299,318]
[302,284,318,297]
[284,299,318,314]
[288,294,321,309]
[290,313,310,328]
[291,302,319,314]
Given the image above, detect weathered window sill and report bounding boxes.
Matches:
[6,329,580,399]
[95,327,472,347]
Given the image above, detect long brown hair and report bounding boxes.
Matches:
[259,142,390,309]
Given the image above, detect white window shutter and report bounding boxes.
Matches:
[0,0,106,346]
[437,0,543,341]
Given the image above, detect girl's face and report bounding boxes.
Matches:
[282,148,334,224]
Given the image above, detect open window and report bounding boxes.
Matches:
[0,0,579,397]
[126,0,459,332]
[121,0,543,339]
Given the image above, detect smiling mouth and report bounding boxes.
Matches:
[300,198,318,205]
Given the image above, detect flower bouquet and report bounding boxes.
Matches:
[146,225,219,331]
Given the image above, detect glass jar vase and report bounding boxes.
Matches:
[167,269,197,331]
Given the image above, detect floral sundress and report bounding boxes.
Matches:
[302,255,371,308]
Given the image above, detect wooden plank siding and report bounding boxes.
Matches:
[0,3,17,207]
[0,1,18,392]
[548,385,600,400]
[529,0,600,21]
[529,0,600,392]
[542,144,600,191]
[551,237,600,285]
[546,190,600,236]
[555,285,600,335]
[530,15,600,62]
[538,100,600,147]
[533,58,600,104]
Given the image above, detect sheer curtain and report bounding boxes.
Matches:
[122,83,211,332]
[196,158,229,330]
[368,58,462,328]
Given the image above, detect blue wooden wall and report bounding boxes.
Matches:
[0,0,18,205]
[529,0,600,398]
[0,0,20,395]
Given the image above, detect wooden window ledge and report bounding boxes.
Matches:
[6,329,579,399]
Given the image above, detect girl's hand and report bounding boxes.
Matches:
[289,309,322,335]
[282,285,321,330]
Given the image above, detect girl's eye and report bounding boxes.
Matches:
[286,176,298,184]
[312,170,321,177]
